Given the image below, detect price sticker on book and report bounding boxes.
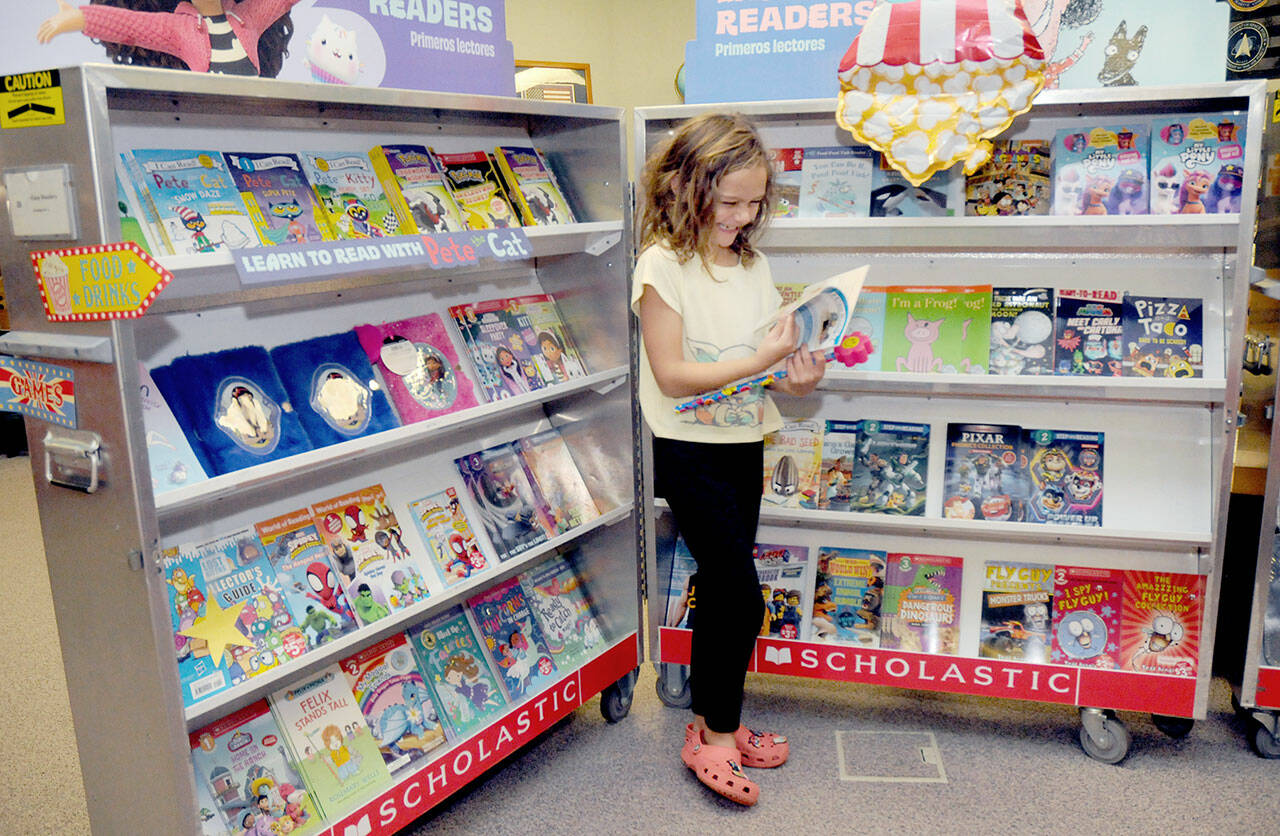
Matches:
[29,242,173,322]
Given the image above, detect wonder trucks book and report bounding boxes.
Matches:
[810,546,886,646]
[255,508,358,650]
[979,561,1054,663]
[408,486,490,588]
[1119,571,1205,677]
[1051,565,1122,669]
[406,605,508,740]
[520,552,607,671]
[223,150,335,245]
[467,575,559,701]
[879,552,963,655]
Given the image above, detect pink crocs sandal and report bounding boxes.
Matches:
[734,725,789,768]
[681,726,759,806]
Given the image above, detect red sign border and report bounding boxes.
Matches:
[30,241,172,322]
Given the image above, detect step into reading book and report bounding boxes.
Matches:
[880,552,963,655]
[811,547,886,647]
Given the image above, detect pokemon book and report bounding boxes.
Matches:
[880,552,963,655]
[405,605,508,741]
[138,362,208,495]
[408,486,490,588]
[872,151,961,217]
[353,312,484,423]
[1054,289,1125,376]
[1121,294,1204,379]
[762,420,822,509]
[848,419,930,517]
[770,147,804,217]
[1023,428,1105,526]
[755,542,812,641]
[434,149,522,230]
[817,420,859,512]
[882,285,992,375]
[125,148,259,254]
[449,298,548,400]
[963,139,1051,216]
[1051,124,1150,216]
[368,143,468,234]
[1119,571,1205,677]
[517,427,601,534]
[339,633,447,774]
[309,485,431,627]
[189,699,324,836]
[255,508,358,650]
[223,151,335,245]
[664,534,698,629]
[810,546,886,646]
[299,151,397,239]
[520,552,607,671]
[989,287,1055,376]
[1051,565,1122,669]
[942,422,1029,522]
[467,575,560,701]
[1150,113,1246,215]
[979,561,1054,663]
[507,293,590,383]
[797,145,874,217]
[454,442,555,561]
[494,146,577,226]
[269,664,393,820]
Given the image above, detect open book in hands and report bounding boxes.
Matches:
[756,266,869,353]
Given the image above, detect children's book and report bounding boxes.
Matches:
[161,545,244,707]
[1119,571,1205,677]
[756,267,868,354]
[883,285,992,375]
[507,293,589,383]
[849,285,887,371]
[817,419,859,512]
[353,313,484,423]
[1024,428,1104,526]
[942,422,1030,522]
[339,633,447,774]
[872,152,960,217]
[126,148,259,254]
[454,442,554,561]
[468,576,560,701]
[189,699,323,836]
[770,147,804,217]
[849,419,930,516]
[810,547,886,646]
[1051,565,1122,668]
[520,552,607,670]
[517,427,601,534]
[1054,289,1125,376]
[299,151,398,238]
[309,485,430,626]
[978,561,1054,663]
[113,165,170,255]
[989,287,1055,376]
[798,145,874,217]
[408,486,490,587]
[449,298,548,400]
[755,542,812,641]
[268,664,393,820]
[223,151,334,245]
[1150,113,1246,215]
[138,362,208,495]
[434,149,522,229]
[268,330,400,449]
[493,146,577,225]
[665,534,698,629]
[1121,294,1204,379]
[880,552,963,655]
[368,143,468,234]
[762,420,823,509]
[1051,124,1150,216]
[405,606,508,741]
[554,417,632,515]
[255,509,358,649]
[963,139,1051,216]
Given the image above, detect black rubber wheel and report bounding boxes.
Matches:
[1253,722,1280,759]
[600,681,633,723]
[1079,715,1131,764]
[655,664,692,709]
[1151,714,1194,739]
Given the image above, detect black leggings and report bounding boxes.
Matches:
[654,436,766,734]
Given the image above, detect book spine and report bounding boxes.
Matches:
[493,147,537,226]
[119,151,175,255]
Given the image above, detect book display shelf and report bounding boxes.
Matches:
[637,80,1266,765]
[0,65,640,835]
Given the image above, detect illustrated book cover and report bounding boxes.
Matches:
[810,546,886,647]
[770,146,804,217]
[449,298,549,400]
[408,486,490,587]
[255,508,359,650]
[871,152,960,217]
[434,149,522,230]
[797,145,874,217]
[517,427,601,534]
[507,293,589,383]
[1119,571,1205,677]
[1054,289,1125,376]
[943,422,1030,522]
[353,312,484,423]
[882,285,992,375]
[467,575,560,701]
[299,151,397,238]
[817,419,859,512]
[1121,294,1204,379]
[1150,113,1246,215]
[368,143,468,233]
[1023,428,1105,526]
[848,419,930,516]
[1051,124,1150,216]
[755,542,812,641]
[161,543,244,707]
[113,159,172,255]
[222,150,335,245]
[454,442,555,561]
[493,145,577,225]
[762,419,823,509]
[979,561,1054,663]
[520,552,607,671]
[125,148,259,254]
[963,139,1051,216]
[879,552,963,655]
[756,266,868,354]
[849,285,887,371]
[405,605,508,741]
[989,287,1055,376]
[1051,565,1122,669]
[664,534,698,630]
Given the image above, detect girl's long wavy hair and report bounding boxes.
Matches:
[637,112,774,271]
[89,0,295,78]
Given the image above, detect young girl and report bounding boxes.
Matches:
[633,112,826,806]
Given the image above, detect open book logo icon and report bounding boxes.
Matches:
[764,646,792,666]
[344,815,372,836]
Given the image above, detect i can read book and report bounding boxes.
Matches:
[299,151,398,238]
[880,552,963,655]
[408,486,490,588]
[762,420,822,509]
[520,552,607,671]
[405,605,507,741]
[339,633,447,774]
[1121,294,1204,379]
[189,699,323,836]
[125,148,259,254]
[849,419,929,517]
[979,561,1054,664]
[434,149,522,230]
[113,162,170,255]
[989,287,1055,376]
[309,485,431,627]
[455,442,554,562]
[943,422,1030,523]
[368,143,467,234]
[883,285,992,375]
[517,427,601,534]
[1054,289,1124,376]
[810,547,886,647]
[1023,428,1104,527]
[1051,565,1122,669]
[223,151,335,245]
[1051,124,1150,216]
[1119,571,1205,678]
[494,146,577,225]
[353,312,484,423]
[755,542,811,641]
[255,508,359,650]
[1150,113,1246,215]
[468,575,560,701]
[268,664,393,821]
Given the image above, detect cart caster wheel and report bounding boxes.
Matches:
[1079,710,1130,765]
[600,668,638,724]
[1252,722,1280,758]
[655,663,692,709]
[1151,714,1194,739]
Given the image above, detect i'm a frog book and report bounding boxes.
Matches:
[223,151,335,245]
[883,285,992,375]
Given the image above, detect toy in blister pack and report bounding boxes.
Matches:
[1052,125,1150,216]
[1149,113,1247,215]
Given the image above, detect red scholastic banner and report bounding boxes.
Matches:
[322,635,638,836]
[30,242,172,322]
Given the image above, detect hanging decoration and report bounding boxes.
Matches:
[836,0,1048,186]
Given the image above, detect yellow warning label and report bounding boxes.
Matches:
[1,70,65,129]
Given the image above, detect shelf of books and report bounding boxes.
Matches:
[0,65,640,835]
[637,80,1265,764]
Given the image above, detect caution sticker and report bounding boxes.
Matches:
[1,69,65,129]
[30,242,173,322]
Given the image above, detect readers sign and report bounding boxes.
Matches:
[30,242,172,322]
[0,357,75,428]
